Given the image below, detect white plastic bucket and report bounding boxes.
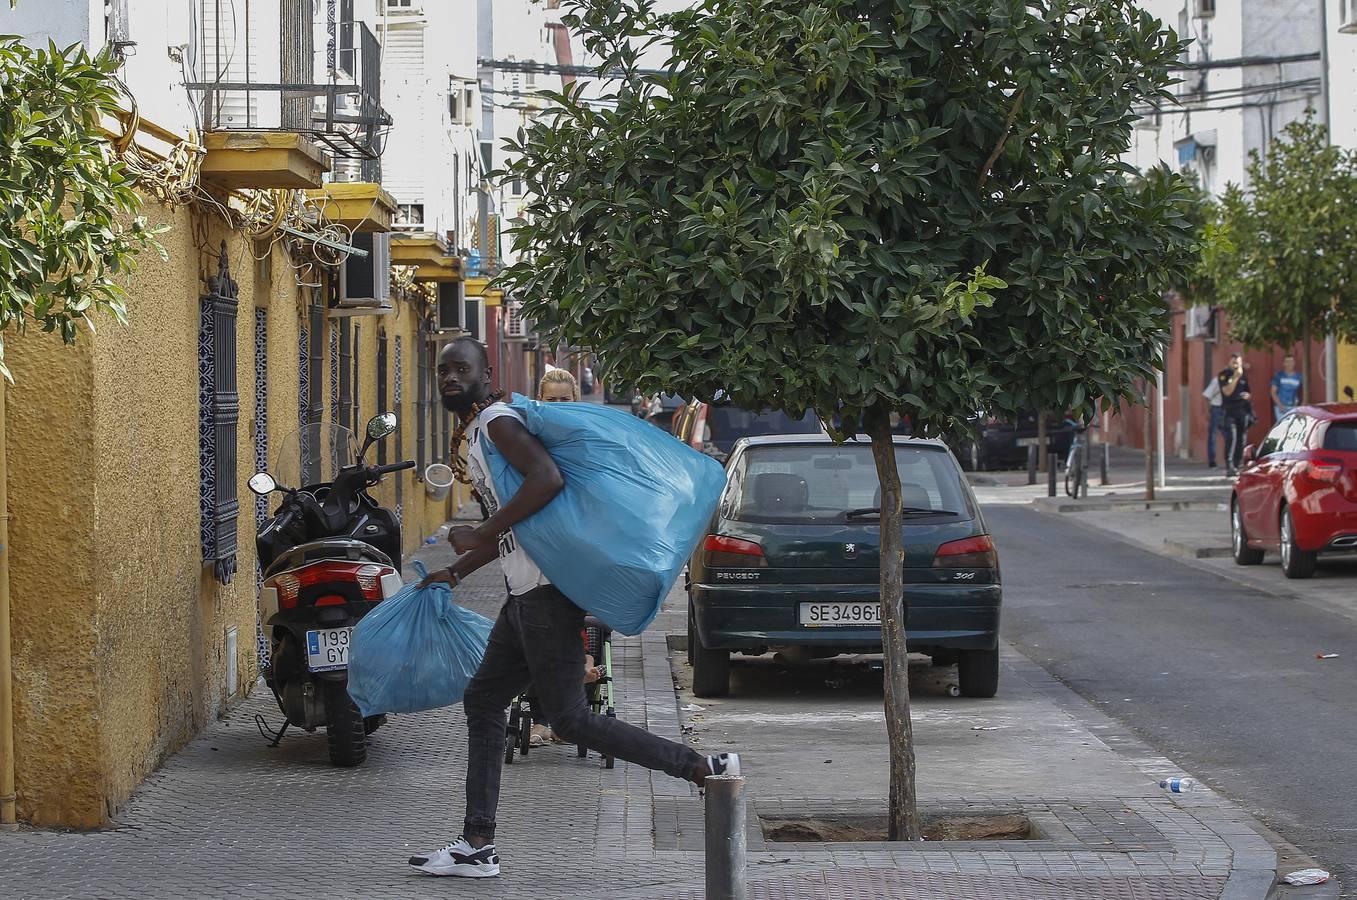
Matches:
[424,463,455,501]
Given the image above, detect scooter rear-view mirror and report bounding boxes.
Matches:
[248,472,278,496]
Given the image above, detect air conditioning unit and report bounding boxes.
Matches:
[436,281,464,332]
[333,232,392,316]
[503,300,529,341]
[1185,305,1216,341]
[1343,0,1357,33]
[464,297,483,341]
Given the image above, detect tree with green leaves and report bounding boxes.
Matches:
[0,34,161,380]
[500,0,1201,839]
[1207,115,1357,403]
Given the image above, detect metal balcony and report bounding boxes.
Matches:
[190,1,391,182]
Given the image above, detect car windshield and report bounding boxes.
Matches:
[1324,421,1357,451]
[723,443,972,524]
[706,406,821,453]
[273,424,358,488]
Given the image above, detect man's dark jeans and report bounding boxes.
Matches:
[1207,405,1225,465]
[1223,406,1250,469]
[461,584,703,843]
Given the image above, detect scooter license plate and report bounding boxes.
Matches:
[306,627,352,672]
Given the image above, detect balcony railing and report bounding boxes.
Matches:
[190,1,390,178]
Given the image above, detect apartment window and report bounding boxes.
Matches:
[395,203,424,230]
[511,177,523,197]
[386,0,418,10]
[1194,0,1215,17]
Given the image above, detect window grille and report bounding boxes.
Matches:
[338,318,353,430]
[199,242,240,585]
[352,325,362,433]
[377,328,389,465]
[394,334,404,522]
[416,335,429,474]
[253,308,271,669]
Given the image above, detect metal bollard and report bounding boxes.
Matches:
[1047,443,1057,497]
[705,775,747,900]
[1027,444,1038,485]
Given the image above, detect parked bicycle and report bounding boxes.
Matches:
[1064,420,1094,499]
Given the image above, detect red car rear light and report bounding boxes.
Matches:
[933,535,998,568]
[1303,459,1343,484]
[265,562,395,609]
[702,534,767,568]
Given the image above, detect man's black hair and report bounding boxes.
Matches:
[445,335,489,368]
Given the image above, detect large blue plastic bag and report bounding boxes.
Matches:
[347,561,494,717]
[483,395,726,635]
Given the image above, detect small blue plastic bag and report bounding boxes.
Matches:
[483,395,726,635]
[347,561,494,717]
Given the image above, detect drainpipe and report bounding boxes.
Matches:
[0,383,15,828]
[1320,0,1339,402]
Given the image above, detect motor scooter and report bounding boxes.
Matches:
[249,413,414,766]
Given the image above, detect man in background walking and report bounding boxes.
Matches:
[1218,353,1254,477]
[1270,354,1303,423]
[1202,373,1225,469]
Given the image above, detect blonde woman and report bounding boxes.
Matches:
[527,366,601,746]
[538,367,579,403]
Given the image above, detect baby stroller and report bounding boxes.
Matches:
[505,616,616,769]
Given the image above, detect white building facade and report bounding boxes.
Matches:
[375,0,482,252]
[1129,0,1322,195]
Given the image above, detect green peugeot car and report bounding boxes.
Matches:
[686,434,1001,698]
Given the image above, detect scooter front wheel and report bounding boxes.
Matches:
[324,680,368,767]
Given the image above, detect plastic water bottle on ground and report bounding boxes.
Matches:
[1160,776,1201,793]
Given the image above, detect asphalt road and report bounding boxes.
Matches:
[989,504,1357,894]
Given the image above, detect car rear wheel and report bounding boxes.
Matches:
[1231,498,1264,566]
[957,647,999,698]
[1280,507,1317,580]
[688,602,730,698]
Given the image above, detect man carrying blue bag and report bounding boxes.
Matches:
[407,337,739,879]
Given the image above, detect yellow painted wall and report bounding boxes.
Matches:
[1339,340,1357,402]
[6,327,102,826]
[5,193,465,826]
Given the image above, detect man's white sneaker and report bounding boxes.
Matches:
[408,836,500,877]
[707,752,741,778]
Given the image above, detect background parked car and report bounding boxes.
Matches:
[1231,403,1357,579]
[686,434,1002,698]
[674,400,823,461]
[957,411,1076,471]
[645,394,686,432]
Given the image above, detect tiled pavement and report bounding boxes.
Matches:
[0,543,1282,899]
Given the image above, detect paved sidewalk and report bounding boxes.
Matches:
[0,532,1294,899]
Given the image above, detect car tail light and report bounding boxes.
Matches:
[702,534,767,568]
[265,561,396,609]
[933,535,997,568]
[1303,459,1343,484]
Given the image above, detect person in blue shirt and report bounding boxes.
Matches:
[1270,354,1303,423]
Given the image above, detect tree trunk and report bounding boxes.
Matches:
[1302,320,1313,406]
[869,416,921,842]
[1144,394,1155,502]
[1036,415,1048,473]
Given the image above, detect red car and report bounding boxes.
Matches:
[1231,404,1357,578]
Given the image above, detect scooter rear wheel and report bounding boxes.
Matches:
[324,680,368,767]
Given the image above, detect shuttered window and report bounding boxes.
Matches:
[199,243,240,585]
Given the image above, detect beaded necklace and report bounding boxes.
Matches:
[449,391,505,487]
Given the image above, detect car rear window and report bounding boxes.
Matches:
[1324,422,1357,451]
[723,444,972,524]
[705,407,821,452]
